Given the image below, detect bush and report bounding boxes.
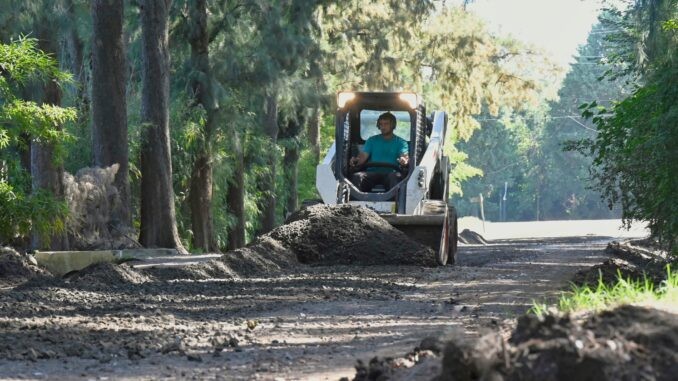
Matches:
[0,181,68,246]
[574,63,678,255]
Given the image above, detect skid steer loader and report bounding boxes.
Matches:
[315,91,458,265]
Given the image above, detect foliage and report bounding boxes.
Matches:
[456,16,663,222]
[0,183,68,245]
[537,21,629,220]
[0,38,74,245]
[318,4,548,195]
[531,265,678,316]
[570,0,678,253]
[574,68,678,251]
[8,1,661,251]
[0,38,74,147]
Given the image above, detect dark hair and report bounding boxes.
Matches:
[377,112,397,129]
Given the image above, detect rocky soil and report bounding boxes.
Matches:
[0,247,48,288]
[0,206,672,380]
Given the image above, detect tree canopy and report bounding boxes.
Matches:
[0,1,674,255]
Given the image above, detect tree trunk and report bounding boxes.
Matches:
[187,0,218,252]
[226,128,246,250]
[283,143,299,216]
[138,0,186,253]
[67,0,89,121]
[91,0,131,226]
[307,108,321,164]
[32,28,69,251]
[258,93,279,234]
[19,134,31,176]
[280,114,303,217]
[189,153,216,251]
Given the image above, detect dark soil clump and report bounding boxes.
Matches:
[570,257,653,287]
[351,338,442,381]
[0,247,48,287]
[571,239,674,287]
[65,262,150,289]
[273,204,436,266]
[143,236,299,281]
[435,305,678,381]
[219,235,299,274]
[458,229,488,245]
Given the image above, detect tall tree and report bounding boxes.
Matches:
[66,0,88,122]
[574,0,678,253]
[138,0,186,253]
[91,0,131,226]
[539,21,628,220]
[185,0,218,252]
[307,108,321,165]
[225,125,246,249]
[31,22,69,250]
[280,111,304,216]
[258,92,279,233]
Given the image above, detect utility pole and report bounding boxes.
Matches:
[500,181,508,221]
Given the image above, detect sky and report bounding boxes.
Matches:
[465,0,603,67]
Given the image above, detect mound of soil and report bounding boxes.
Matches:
[65,262,150,289]
[272,204,436,266]
[0,247,48,286]
[147,205,434,282]
[143,236,299,281]
[435,305,678,381]
[570,258,654,287]
[349,337,443,381]
[458,229,488,245]
[220,235,299,274]
[572,239,673,287]
[146,205,435,281]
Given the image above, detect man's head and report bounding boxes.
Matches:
[377,112,397,135]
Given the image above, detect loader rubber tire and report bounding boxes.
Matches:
[448,206,458,265]
[437,212,450,266]
[421,200,449,266]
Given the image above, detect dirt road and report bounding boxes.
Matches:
[0,220,646,380]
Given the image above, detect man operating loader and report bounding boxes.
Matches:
[349,112,409,192]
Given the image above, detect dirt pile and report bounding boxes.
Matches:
[220,235,300,274]
[143,236,300,281]
[434,305,678,381]
[272,204,436,266]
[65,262,150,289]
[0,247,48,286]
[117,205,435,283]
[348,337,443,381]
[458,229,488,245]
[144,205,436,281]
[572,238,673,287]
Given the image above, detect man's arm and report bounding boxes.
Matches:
[351,138,372,167]
[398,139,409,166]
[350,151,369,167]
[397,153,409,166]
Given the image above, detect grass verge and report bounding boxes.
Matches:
[531,265,678,316]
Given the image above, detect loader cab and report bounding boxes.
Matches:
[334,92,429,211]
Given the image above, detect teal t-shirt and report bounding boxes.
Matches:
[363,135,409,173]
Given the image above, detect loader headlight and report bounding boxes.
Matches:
[417,168,426,188]
[399,92,419,109]
[337,92,355,108]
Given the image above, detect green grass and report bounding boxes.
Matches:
[530,265,678,317]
